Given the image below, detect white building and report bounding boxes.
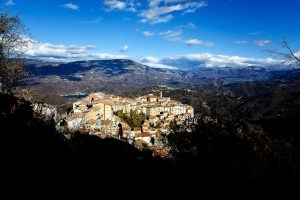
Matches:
[65,113,86,130]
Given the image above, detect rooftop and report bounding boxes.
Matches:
[65,113,85,122]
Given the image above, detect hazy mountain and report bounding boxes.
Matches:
[22,59,300,103]
[23,59,184,98]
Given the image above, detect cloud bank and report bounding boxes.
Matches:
[24,39,127,61]
[24,40,280,69]
[159,53,278,69]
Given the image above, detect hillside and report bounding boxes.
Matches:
[21,59,300,105]
[2,87,300,197]
[23,59,181,95]
[0,93,176,198]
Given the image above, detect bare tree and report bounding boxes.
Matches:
[15,86,41,102]
[266,38,300,67]
[0,11,29,93]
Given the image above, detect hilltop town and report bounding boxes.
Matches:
[63,92,194,145]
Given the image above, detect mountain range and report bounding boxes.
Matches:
[22,59,300,104]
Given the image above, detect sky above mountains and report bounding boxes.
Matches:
[3,0,300,69]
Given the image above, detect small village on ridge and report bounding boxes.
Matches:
[64,92,194,146]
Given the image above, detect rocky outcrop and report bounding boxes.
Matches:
[32,103,59,122]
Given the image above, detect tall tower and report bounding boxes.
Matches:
[159,91,163,98]
[104,103,106,120]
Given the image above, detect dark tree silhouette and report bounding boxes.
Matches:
[0,11,29,93]
[118,122,123,139]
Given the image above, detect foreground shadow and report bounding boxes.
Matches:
[1,93,299,198]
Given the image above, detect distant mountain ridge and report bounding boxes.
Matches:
[22,59,300,103]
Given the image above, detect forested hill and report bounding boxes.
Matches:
[22,59,300,103]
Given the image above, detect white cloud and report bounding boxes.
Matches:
[185,22,197,29]
[294,51,300,58]
[142,62,178,70]
[140,53,280,70]
[255,40,271,47]
[23,39,281,69]
[103,0,136,12]
[160,53,279,68]
[140,0,207,24]
[234,40,247,45]
[183,1,208,13]
[143,31,155,36]
[102,1,206,24]
[185,39,202,46]
[120,44,129,52]
[159,30,182,41]
[62,3,79,10]
[24,39,127,61]
[142,56,161,63]
[140,14,173,24]
[6,0,15,6]
[185,39,214,47]
[90,53,128,60]
[159,30,213,47]
[104,0,126,10]
[25,41,95,58]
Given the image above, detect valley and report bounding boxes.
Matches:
[21,59,300,106]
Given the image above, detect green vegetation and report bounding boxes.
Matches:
[169,120,178,131]
[116,110,146,128]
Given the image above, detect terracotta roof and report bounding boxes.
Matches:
[79,128,86,132]
[87,119,96,125]
[65,113,85,122]
[102,120,112,126]
[136,132,152,137]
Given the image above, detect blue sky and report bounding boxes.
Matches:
[3,0,300,69]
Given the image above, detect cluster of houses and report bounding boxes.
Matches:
[63,92,194,145]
